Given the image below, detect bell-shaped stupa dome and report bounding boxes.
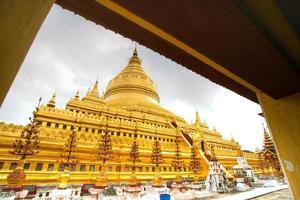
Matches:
[104,48,160,105]
[104,48,183,120]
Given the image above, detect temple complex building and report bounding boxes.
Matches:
[0,49,262,186]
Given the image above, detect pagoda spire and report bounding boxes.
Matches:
[237,146,248,166]
[262,123,276,153]
[189,145,201,183]
[85,87,90,96]
[230,134,235,142]
[213,126,217,131]
[210,146,218,161]
[195,110,201,125]
[237,146,244,157]
[74,90,80,101]
[47,92,56,108]
[89,79,100,97]
[129,47,141,65]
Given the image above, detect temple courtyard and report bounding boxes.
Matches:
[251,188,292,200]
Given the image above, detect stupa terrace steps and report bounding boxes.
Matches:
[39,106,227,141]
[39,106,181,128]
[69,100,183,122]
[37,108,229,143]
[37,111,177,134]
[0,123,193,154]
[204,136,238,145]
[0,121,247,161]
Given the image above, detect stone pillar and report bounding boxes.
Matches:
[0,0,55,106]
[257,92,300,199]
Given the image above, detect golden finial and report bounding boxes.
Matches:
[195,110,201,125]
[237,146,244,157]
[133,46,138,56]
[47,91,56,108]
[230,133,235,141]
[74,89,80,101]
[85,87,90,96]
[129,46,141,64]
[213,126,217,131]
[262,122,267,133]
[134,120,138,137]
[210,145,218,161]
[90,79,100,97]
[37,97,42,108]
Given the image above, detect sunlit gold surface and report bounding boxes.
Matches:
[6,160,26,189]
[0,49,262,185]
[57,168,70,189]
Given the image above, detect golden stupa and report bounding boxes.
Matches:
[0,48,262,186]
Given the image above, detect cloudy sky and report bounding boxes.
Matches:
[0,5,266,151]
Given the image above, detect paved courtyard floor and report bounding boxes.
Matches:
[215,185,289,200]
[251,189,292,200]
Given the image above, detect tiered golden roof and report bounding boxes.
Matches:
[263,125,276,153]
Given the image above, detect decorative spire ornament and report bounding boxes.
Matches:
[210,145,218,161]
[9,118,40,160]
[95,126,113,164]
[7,105,41,189]
[260,124,281,177]
[151,127,164,187]
[151,140,164,168]
[59,127,78,167]
[85,87,90,96]
[129,47,141,65]
[95,117,113,188]
[58,115,79,189]
[172,135,184,183]
[262,123,276,153]
[47,92,56,107]
[189,145,201,183]
[74,90,80,101]
[90,79,100,97]
[128,123,141,186]
[195,110,201,125]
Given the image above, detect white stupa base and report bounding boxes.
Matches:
[234,183,250,192]
[102,196,123,200]
[89,188,104,195]
[0,191,15,200]
[141,187,170,200]
[192,190,213,199]
[263,180,279,188]
[170,189,194,200]
[50,188,72,199]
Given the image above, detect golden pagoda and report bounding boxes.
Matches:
[0,48,262,186]
[260,125,281,176]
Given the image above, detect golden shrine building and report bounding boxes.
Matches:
[0,49,262,186]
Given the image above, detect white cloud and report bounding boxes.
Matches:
[162,100,196,124]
